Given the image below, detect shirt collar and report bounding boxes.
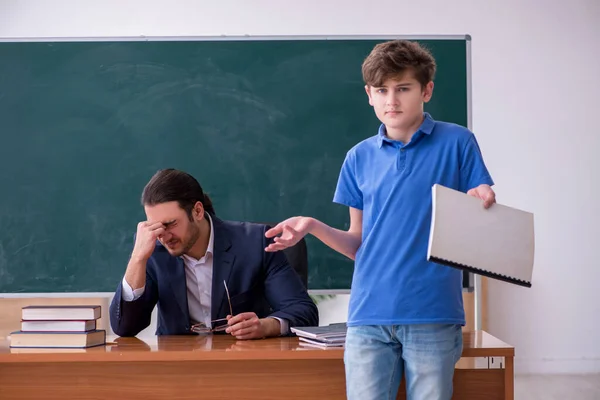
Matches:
[377,112,435,148]
[181,213,214,264]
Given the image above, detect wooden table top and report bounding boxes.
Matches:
[0,330,513,363]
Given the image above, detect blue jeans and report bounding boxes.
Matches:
[344,324,463,400]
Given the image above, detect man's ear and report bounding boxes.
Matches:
[422,81,434,103]
[193,201,205,220]
[365,85,374,106]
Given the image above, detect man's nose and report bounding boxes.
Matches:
[159,231,172,241]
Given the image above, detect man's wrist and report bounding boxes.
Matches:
[129,253,148,265]
[262,317,281,337]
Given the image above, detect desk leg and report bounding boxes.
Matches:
[504,356,514,400]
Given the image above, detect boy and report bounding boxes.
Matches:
[265,40,495,400]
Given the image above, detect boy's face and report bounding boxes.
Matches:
[365,71,433,136]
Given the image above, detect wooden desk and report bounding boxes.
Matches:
[0,330,513,400]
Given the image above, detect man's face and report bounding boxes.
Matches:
[144,201,201,257]
[365,71,433,136]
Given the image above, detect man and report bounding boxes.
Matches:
[110,168,318,339]
[265,40,495,399]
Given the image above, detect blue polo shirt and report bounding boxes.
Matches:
[333,113,494,326]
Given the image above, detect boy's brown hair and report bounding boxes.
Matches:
[361,40,436,88]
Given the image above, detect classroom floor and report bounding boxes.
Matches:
[515,374,600,399]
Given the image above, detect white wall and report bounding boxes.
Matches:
[1,0,599,374]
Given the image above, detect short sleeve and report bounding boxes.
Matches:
[333,151,363,210]
[459,133,494,192]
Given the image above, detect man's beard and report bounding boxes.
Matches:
[170,224,201,257]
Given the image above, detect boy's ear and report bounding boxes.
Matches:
[365,85,374,106]
[422,81,434,103]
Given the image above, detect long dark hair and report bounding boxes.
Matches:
[141,169,215,220]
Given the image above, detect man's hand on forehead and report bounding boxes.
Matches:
[131,221,166,262]
[145,220,175,228]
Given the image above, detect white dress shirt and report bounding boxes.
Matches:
[121,214,288,335]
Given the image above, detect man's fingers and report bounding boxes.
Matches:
[147,222,165,231]
[139,222,166,240]
[230,326,257,337]
[231,322,260,339]
[227,312,256,326]
[228,319,253,331]
[226,316,243,325]
[227,320,259,335]
[234,333,258,340]
[152,227,166,239]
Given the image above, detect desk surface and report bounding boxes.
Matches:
[0,330,513,363]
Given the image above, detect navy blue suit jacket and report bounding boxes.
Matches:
[109,216,318,336]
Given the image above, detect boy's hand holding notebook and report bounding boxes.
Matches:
[427,184,535,287]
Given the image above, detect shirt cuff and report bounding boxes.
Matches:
[121,277,145,302]
[270,317,289,336]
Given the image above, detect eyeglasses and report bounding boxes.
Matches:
[190,280,233,334]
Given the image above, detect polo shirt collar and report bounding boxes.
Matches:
[377,112,436,148]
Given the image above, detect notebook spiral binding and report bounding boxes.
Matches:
[429,256,532,288]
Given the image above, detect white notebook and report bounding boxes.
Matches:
[427,184,535,287]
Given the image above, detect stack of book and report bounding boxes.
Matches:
[9,305,106,349]
[291,322,347,349]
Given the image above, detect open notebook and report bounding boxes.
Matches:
[427,184,535,288]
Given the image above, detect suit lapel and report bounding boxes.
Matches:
[211,217,235,322]
[167,255,190,323]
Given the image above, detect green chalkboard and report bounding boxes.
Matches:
[0,37,469,292]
